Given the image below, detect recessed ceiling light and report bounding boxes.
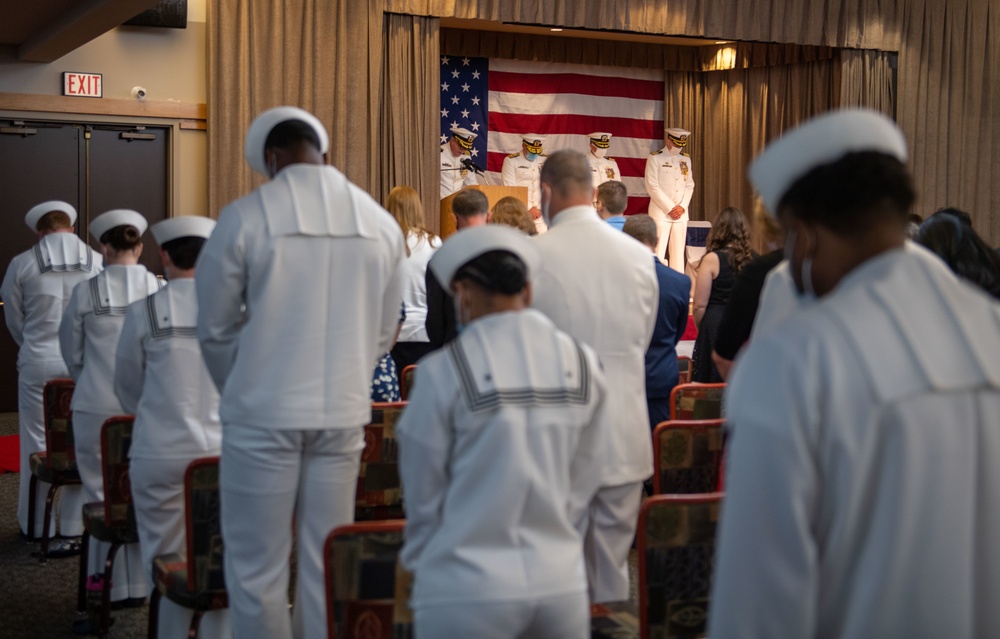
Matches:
[714,40,730,44]
[551,28,563,32]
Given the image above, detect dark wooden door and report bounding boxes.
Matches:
[0,120,169,412]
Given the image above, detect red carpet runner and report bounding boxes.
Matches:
[0,435,19,473]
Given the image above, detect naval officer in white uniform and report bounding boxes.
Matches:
[60,208,161,612]
[1,201,102,542]
[114,215,229,639]
[645,127,695,271]
[501,134,547,234]
[195,106,405,639]
[586,132,621,190]
[710,109,1000,638]
[531,150,658,603]
[440,126,479,198]
[399,225,611,639]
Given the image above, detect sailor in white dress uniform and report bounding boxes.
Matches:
[398,225,611,639]
[60,208,161,605]
[1,201,102,539]
[710,109,1000,638]
[645,127,695,271]
[501,134,548,233]
[195,107,405,639]
[440,126,480,198]
[587,132,622,190]
[114,215,229,638]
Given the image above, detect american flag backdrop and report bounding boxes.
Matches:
[440,55,665,215]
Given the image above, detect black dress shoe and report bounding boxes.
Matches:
[33,537,82,559]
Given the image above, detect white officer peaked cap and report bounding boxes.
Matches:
[450,126,477,140]
[666,128,691,138]
[429,225,541,290]
[151,216,216,245]
[244,106,330,177]
[589,132,613,148]
[521,135,546,153]
[749,108,908,216]
[90,209,148,241]
[25,201,76,230]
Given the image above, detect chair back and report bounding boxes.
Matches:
[184,456,225,593]
[324,520,411,639]
[676,357,692,385]
[638,494,723,639]
[399,365,417,401]
[99,415,135,528]
[356,402,406,521]
[42,378,77,471]
[669,383,726,420]
[652,420,725,494]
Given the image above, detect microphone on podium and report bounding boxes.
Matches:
[461,158,485,174]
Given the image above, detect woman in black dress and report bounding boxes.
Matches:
[691,207,755,382]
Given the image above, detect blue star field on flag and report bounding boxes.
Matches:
[440,55,489,170]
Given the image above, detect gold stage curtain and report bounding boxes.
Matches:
[381,13,442,232]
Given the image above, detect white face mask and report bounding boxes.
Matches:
[592,147,607,159]
[453,290,467,334]
[541,196,551,227]
[784,228,817,301]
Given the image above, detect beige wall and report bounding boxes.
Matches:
[0,0,208,217]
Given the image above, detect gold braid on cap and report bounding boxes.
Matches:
[590,135,611,149]
[667,133,689,147]
[524,140,543,154]
[454,134,474,150]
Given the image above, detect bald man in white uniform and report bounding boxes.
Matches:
[196,107,404,639]
[710,109,1000,638]
[1,201,101,542]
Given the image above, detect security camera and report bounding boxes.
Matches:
[131,86,147,101]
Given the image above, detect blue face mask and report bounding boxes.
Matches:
[525,151,539,162]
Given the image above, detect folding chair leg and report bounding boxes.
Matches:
[38,483,59,564]
[148,588,161,639]
[98,542,123,638]
[27,475,38,540]
[77,531,89,612]
[188,609,206,639]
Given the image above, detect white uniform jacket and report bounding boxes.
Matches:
[644,147,694,222]
[532,206,658,485]
[195,163,406,431]
[710,246,1000,639]
[114,278,222,460]
[398,309,610,608]
[59,264,161,415]
[589,154,621,190]
[2,233,103,367]
[399,232,440,343]
[440,144,478,198]
[500,152,545,210]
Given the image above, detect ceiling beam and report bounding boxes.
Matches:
[17,0,162,63]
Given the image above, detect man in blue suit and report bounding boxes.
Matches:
[623,214,690,429]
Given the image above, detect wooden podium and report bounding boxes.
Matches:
[439,185,528,238]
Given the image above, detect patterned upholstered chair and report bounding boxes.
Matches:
[324,520,412,639]
[676,356,692,385]
[78,415,138,637]
[399,365,417,401]
[27,378,81,563]
[669,383,726,420]
[148,456,227,639]
[355,403,406,521]
[638,493,724,639]
[652,419,726,494]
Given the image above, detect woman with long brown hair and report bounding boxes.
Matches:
[691,206,755,382]
[386,186,441,371]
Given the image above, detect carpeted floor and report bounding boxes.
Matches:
[0,413,148,638]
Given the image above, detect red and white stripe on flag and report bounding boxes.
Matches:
[485,59,665,215]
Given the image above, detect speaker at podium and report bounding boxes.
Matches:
[440,186,528,239]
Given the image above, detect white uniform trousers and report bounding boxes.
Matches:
[220,424,364,639]
[131,456,231,638]
[654,218,688,273]
[413,591,588,639]
[74,410,147,601]
[16,360,85,537]
[580,481,644,603]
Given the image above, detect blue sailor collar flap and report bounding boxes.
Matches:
[260,164,379,240]
[34,233,94,273]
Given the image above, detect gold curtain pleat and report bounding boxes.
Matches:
[380,14,441,231]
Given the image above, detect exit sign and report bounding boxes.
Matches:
[62,72,103,98]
